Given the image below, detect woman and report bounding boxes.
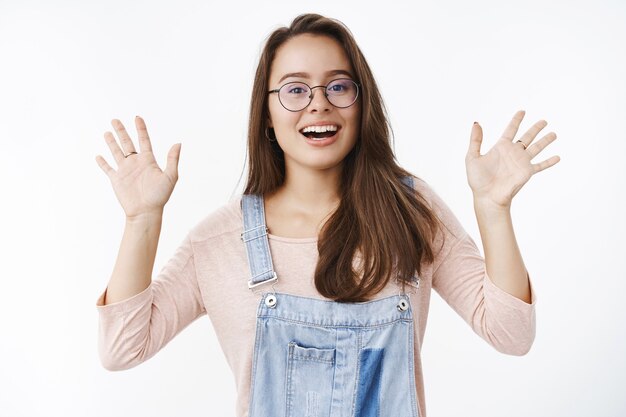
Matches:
[95,13,559,417]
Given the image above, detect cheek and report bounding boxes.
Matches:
[275,119,301,135]
[268,103,299,129]
[267,101,280,126]
[345,107,361,133]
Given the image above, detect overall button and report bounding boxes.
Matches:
[265,294,277,308]
[397,298,409,311]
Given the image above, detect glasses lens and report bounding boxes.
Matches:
[279,82,310,111]
[326,79,358,108]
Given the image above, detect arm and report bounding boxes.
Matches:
[429,110,558,355]
[95,116,181,304]
[96,233,204,371]
[473,201,530,303]
[426,182,536,356]
[465,110,560,303]
[95,116,205,370]
[103,211,163,305]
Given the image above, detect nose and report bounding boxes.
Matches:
[307,86,332,113]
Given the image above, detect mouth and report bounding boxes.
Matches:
[299,124,341,141]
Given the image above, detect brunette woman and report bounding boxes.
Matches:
[95,13,558,417]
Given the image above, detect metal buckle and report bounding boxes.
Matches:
[248,272,278,289]
[240,226,269,241]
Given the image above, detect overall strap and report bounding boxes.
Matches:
[241,194,278,289]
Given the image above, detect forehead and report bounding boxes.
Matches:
[270,34,353,85]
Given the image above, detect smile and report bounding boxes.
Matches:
[299,124,341,140]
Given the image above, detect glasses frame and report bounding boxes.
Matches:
[267,78,361,112]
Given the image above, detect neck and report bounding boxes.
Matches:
[270,163,342,214]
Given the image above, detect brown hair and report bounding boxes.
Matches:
[244,13,442,302]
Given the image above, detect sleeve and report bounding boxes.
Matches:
[95,233,206,370]
[422,181,537,356]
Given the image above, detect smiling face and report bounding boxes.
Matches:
[267,34,361,174]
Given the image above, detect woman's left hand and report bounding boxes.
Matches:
[465,110,560,209]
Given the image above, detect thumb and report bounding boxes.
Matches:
[466,121,483,161]
[165,143,181,182]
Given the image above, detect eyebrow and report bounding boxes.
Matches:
[278,69,354,84]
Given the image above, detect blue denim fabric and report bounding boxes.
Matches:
[242,176,420,417]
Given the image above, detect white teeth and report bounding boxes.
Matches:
[301,125,338,133]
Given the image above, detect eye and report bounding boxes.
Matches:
[328,84,345,92]
[284,83,309,95]
[327,79,354,94]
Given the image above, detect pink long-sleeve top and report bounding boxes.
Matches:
[95,178,536,417]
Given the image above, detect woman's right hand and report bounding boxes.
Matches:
[95,116,182,220]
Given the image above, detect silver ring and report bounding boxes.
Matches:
[124,151,138,158]
[515,140,527,150]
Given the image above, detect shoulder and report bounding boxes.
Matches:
[409,176,436,205]
[408,175,468,243]
[409,176,449,215]
[187,196,243,244]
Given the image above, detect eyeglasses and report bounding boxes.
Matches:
[268,78,360,112]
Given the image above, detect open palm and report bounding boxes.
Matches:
[466,110,560,208]
[95,116,182,219]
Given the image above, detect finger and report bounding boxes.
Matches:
[466,122,483,160]
[532,155,560,174]
[104,131,126,164]
[517,119,548,148]
[135,116,153,153]
[111,119,137,155]
[164,143,182,183]
[500,110,526,142]
[527,131,557,159]
[95,155,116,178]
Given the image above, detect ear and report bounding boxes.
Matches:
[267,118,273,129]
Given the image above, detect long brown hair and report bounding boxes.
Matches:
[244,13,443,302]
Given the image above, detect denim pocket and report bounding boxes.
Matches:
[286,342,336,417]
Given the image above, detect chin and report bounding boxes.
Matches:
[287,154,347,172]
[280,135,357,172]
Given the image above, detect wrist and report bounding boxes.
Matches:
[473,197,512,226]
[472,195,511,214]
[125,209,164,226]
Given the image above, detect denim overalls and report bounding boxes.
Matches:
[241,177,420,417]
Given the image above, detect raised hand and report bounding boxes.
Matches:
[95,116,182,219]
[465,110,560,209]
